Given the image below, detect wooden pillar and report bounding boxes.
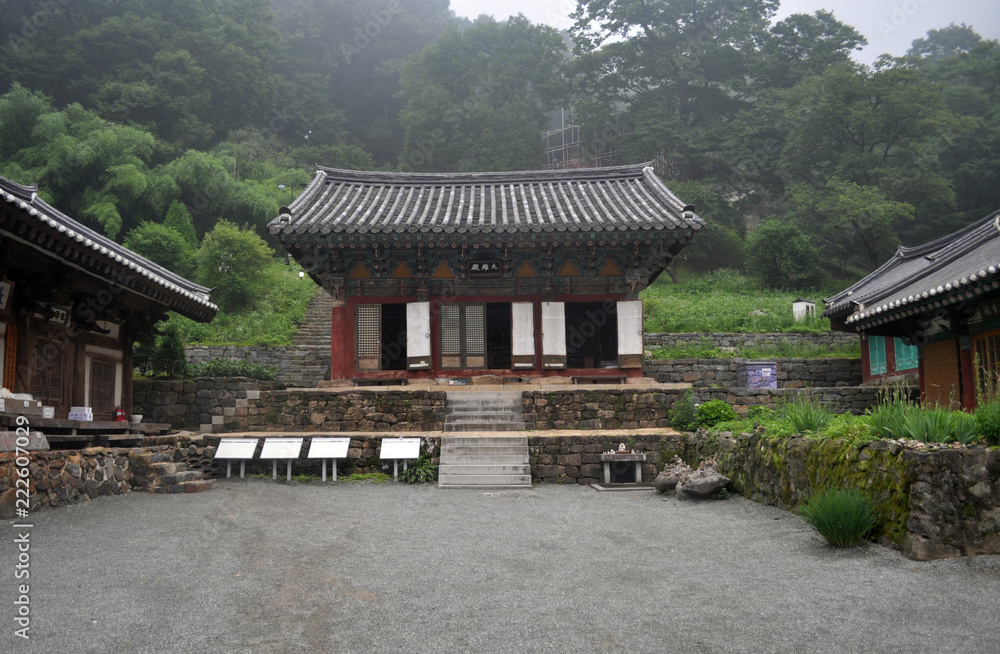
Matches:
[120,319,134,413]
[71,330,86,409]
[960,336,975,410]
[330,299,351,380]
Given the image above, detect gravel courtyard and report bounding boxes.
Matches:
[3,480,999,653]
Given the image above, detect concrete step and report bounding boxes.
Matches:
[438,474,532,487]
[441,452,528,465]
[445,423,525,431]
[441,446,528,456]
[442,437,529,447]
[438,436,530,488]
[440,464,530,475]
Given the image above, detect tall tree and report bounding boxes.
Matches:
[570,0,778,181]
[399,16,568,172]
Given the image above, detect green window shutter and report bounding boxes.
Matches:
[894,337,919,371]
[868,335,887,375]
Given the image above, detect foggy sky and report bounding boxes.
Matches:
[450,0,1000,64]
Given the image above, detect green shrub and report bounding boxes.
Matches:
[195,220,274,312]
[798,487,879,547]
[975,399,1000,446]
[822,413,876,444]
[951,411,981,445]
[783,396,833,433]
[151,323,187,378]
[866,394,912,440]
[669,389,699,431]
[398,453,438,483]
[696,399,737,428]
[187,358,277,381]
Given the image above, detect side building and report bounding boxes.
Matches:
[269,164,703,382]
[824,211,1000,409]
[0,176,217,419]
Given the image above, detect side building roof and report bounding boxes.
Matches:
[823,210,1000,329]
[268,163,704,237]
[0,176,217,322]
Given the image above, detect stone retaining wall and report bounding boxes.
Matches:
[646,357,863,388]
[644,332,858,350]
[521,387,881,429]
[685,431,1000,561]
[231,390,446,433]
[529,434,685,485]
[185,345,329,388]
[0,445,177,518]
[133,378,278,433]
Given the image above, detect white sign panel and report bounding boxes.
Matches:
[379,437,421,460]
[214,438,259,459]
[307,437,351,459]
[260,438,304,459]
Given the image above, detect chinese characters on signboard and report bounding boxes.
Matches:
[467,260,502,279]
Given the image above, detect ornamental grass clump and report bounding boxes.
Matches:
[799,487,879,547]
[783,396,833,434]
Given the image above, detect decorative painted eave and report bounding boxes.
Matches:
[823,210,1000,330]
[0,177,217,322]
[268,163,704,238]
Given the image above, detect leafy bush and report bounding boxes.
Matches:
[195,220,274,312]
[187,358,277,381]
[124,221,195,276]
[398,453,438,484]
[745,220,823,290]
[150,323,187,378]
[799,487,879,547]
[669,389,699,431]
[696,399,737,428]
[975,399,1000,446]
[783,397,833,433]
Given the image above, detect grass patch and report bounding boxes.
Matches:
[799,487,879,547]
[650,338,860,360]
[171,261,318,346]
[343,472,392,483]
[640,269,845,334]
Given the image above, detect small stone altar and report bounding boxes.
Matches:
[599,444,647,484]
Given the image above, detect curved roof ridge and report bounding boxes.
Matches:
[315,162,651,186]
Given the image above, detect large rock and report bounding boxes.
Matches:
[653,473,680,492]
[677,468,730,499]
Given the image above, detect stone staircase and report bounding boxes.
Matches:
[292,290,334,347]
[131,451,216,494]
[444,391,526,431]
[438,436,532,488]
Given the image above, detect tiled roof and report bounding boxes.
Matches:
[268,163,704,236]
[823,210,1000,326]
[0,176,217,319]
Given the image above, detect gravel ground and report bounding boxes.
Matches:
[3,480,1000,654]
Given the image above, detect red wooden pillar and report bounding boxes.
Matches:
[330,300,351,380]
[960,336,976,410]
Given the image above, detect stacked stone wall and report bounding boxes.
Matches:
[529,434,685,485]
[522,387,881,429]
[133,378,277,433]
[0,445,178,518]
[645,357,863,388]
[685,431,1000,561]
[238,390,446,433]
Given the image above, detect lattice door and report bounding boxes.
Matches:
[32,337,65,410]
[90,359,117,420]
[439,303,486,369]
[356,305,381,370]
